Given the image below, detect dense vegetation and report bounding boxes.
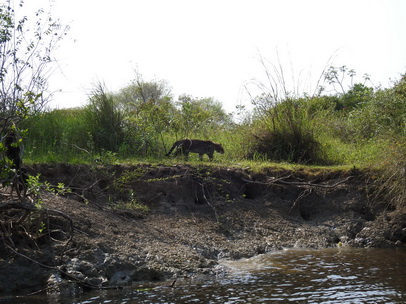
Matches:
[18,69,406,208]
[0,1,404,210]
[21,70,404,163]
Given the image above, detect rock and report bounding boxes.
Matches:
[47,272,82,296]
[0,260,50,294]
[109,270,135,286]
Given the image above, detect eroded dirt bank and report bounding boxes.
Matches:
[1,163,405,294]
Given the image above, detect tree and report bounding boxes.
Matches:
[174,95,232,138]
[323,65,371,96]
[115,74,175,155]
[0,0,69,133]
[1,0,68,190]
[115,71,172,110]
[0,2,74,262]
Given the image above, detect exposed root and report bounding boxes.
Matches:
[242,175,354,188]
[242,175,355,213]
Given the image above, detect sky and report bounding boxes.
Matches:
[21,0,406,113]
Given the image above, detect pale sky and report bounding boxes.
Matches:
[23,0,406,112]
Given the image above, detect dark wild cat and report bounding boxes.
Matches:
[166,139,224,161]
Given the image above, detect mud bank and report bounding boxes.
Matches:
[1,163,405,294]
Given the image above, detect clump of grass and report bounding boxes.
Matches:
[370,138,406,209]
[114,190,150,213]
[246,99,328,164]
[248,125,323,164]
[115,200,150,213]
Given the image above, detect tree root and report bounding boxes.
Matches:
[4,243,123,292]
[0,201,74,259]
[1,201,126,293]
[242,175,354,189]
[242,175,355,213]
[0,201,73,232]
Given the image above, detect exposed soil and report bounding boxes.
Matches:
[0,163,405,294]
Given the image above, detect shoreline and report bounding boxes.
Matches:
[1,163,404,294]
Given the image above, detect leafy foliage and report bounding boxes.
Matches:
[245,67,405,207]
[22,75,232,160]
[0,0,69,195]
[1,2,75,263]
[174,95,232,139]
[0,0,69,133]
[115,76,175,156]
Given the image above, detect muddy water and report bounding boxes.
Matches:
[4,248,406,303]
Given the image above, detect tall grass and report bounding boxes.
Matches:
[85,83,125,153]
[21,108,92,163]
[368,138,406,209]
[246,98,327,164]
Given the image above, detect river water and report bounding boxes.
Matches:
[3,248,405,303]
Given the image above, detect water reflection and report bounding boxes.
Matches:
[4,248,406,304]
[219,247,405,303]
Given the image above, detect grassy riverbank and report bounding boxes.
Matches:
[20,73,406,210]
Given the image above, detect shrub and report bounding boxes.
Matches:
[247,99,327,164]
[348,89,406,140]
[338,83,373,110]
[248,127,323,164]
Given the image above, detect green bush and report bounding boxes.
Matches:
[247,99,327,164]
[338,83,373,110]
[22,78,234,161]
[348,84,406,139]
